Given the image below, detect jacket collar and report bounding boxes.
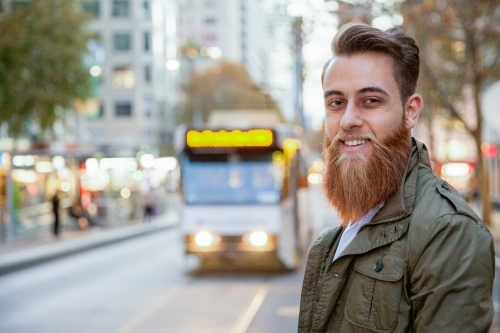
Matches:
[371,138,430,223]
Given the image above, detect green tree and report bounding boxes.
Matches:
[177,61,283,125]
[0,0,94,137]
[401,0,500,225]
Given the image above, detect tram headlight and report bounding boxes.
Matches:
[195,232,213,247]
[249,231,268,247]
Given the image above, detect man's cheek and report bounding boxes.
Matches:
[324,117,338,140]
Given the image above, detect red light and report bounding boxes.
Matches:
[481,143,498,158]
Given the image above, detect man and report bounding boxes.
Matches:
[298,22,494,333]
[52,191,60,237]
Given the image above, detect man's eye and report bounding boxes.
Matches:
[329,100,343,107]
[365,98,379,104]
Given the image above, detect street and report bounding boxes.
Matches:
[0,226,306,333]
[1,186,499,332]
[0,186,333,333]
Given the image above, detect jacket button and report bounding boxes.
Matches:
[442,183,452,190]
[374,261,383,272]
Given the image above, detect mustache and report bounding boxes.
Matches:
[327,129,400,156]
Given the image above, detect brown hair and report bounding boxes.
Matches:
[325,22,419,104]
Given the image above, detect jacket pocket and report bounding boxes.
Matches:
[344,253,404,333]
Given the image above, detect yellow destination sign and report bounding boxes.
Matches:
[187,129,273,148]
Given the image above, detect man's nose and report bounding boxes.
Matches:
[339,104,363,130]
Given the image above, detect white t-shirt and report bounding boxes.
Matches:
[333,201,385,262]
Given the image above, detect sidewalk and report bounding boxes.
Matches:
[1,203,499,277]
[0,211,178,275]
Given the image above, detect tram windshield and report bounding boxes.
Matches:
[181,152,285,205]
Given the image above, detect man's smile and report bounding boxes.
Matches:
[343,139,368,146]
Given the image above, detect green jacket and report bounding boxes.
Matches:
[298,139,494,333]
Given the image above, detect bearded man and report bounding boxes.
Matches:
[298,22,494,333]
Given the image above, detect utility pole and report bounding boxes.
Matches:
[292,16,305,131]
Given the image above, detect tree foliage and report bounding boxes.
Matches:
[401,0,500,224]
[177,61,283,125]
[0,0,94,137]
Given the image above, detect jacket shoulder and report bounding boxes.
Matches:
[413,171,485,228]
[408,172,492,263]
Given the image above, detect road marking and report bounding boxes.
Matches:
[230,284,269,333]
[116,283,188,333]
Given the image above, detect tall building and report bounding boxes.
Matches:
[178,0,276,92]
[82,0,179,155]
[177,0,297,122]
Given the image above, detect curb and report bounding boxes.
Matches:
[0,216,178,276]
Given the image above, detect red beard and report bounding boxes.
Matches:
[322,121,412,227]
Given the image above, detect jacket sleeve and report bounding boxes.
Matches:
[298,229,337,333]
[409,213,495,333]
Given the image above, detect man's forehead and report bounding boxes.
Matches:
[322,53,397,92]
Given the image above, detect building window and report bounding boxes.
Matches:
[115,101,132,117]
[205,17,216,25]
[144,65,151,83]
[141,1,150,19]
[144,32,150,51]
[113,33,131,51]
[158,102,167,119]
[160,131,172,144]
[113,66,134,88]
[97,104,104,118]
[144,98,153,118]
[112,0,130,17]
[205,0,216,7]
[82,0,100,17]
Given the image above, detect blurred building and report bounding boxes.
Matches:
[0,0,181,243]
[177,0,295,120]
[178,0,269,87]
[81,0,180,155]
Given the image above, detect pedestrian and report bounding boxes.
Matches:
[68,197,90,230]
[298,22,494,333]
[143,189,156,222]
[51,191,61,237]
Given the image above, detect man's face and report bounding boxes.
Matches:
[321,52,422,226]
[323,52,415,160]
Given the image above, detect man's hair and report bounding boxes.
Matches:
[324,22,420,103]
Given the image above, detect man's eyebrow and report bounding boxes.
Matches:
[324,87,390,99]
[357,86,390,97]
[323,90,344,99]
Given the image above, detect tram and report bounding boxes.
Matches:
[175,124,309,269]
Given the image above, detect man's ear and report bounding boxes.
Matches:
[404,94,422,129]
